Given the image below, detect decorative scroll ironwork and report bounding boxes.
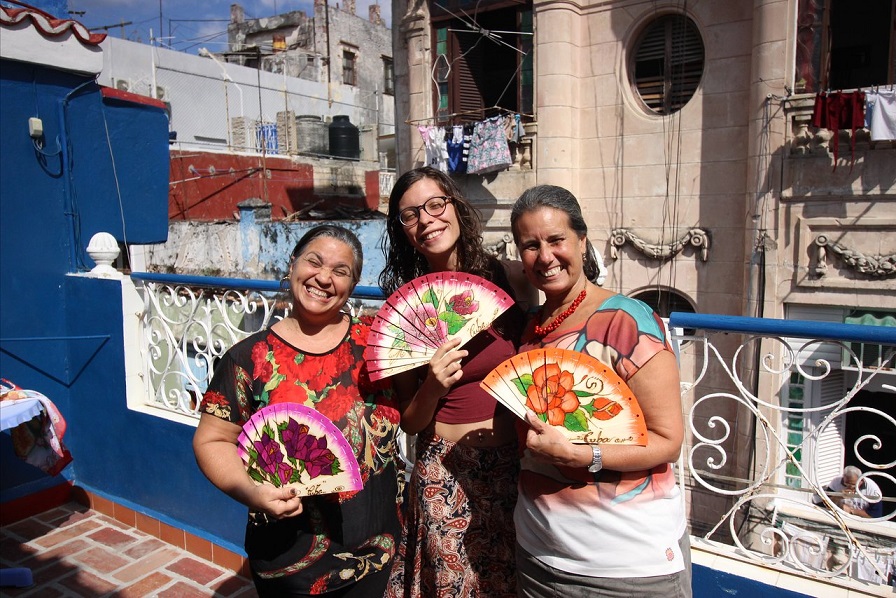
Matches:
[140,282,291,416]
[678,325,896,587]
[609,227,710,262]
[132,273,896,590]
[814,235,896,278]
[138,280,366,417]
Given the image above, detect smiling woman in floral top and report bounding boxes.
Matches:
[193,225,404,597]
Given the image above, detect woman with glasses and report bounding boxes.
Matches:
[381,167,524,598]
[193,225,404,597]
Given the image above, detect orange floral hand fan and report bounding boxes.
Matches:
[364,272,514,380]
[480,348,648,445]
[237,403,362,496]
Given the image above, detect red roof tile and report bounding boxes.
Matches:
[0,4,106,46]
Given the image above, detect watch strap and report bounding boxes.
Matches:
[587,444,603,473]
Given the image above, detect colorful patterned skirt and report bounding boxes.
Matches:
[386,432,519,598]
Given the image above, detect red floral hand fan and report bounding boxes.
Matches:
[237,403,362,496]
[364,272,514,380]
[480,348,648,445]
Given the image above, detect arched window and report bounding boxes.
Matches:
[630,288,696,341]
[631,14,704,114]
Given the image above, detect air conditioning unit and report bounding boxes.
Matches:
[114,78,131,92]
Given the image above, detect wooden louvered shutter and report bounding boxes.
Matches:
[811,370,845,489]
[634,15,704,114]
[453,29,485,117]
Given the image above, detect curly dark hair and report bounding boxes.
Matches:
[379,167,523,342]
[379,167,494,294]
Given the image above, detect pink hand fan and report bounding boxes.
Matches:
[480,348,648,445]
[364,272,514,380]
[237,403,363,496]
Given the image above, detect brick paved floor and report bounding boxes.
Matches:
[0,503,257,597]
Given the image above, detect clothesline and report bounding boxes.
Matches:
[405,105,533,125]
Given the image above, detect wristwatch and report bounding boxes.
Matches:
[587,444,603,473]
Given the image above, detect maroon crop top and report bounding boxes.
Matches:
[433,327,517,424]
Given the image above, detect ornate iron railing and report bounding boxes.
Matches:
[128,272,896,589]
[130,272,384,417]
[670,312,896,588]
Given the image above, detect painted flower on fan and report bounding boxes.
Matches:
[447,289,478,316]
[281,419,339,479]
[526,363,580,426]
[590,396,623,420]
[253,433,285,478]
[404,304,447,343]
[275,462,295,486]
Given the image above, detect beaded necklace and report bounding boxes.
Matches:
[533,288,587,338]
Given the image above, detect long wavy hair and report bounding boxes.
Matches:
[379,167,494,294]
[510,185,602,284]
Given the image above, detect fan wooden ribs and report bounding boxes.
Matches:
[364,273,514,380]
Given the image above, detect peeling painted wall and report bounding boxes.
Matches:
[140,213,388,289]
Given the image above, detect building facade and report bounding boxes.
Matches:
[226,0,396,166]
[391,0,896,563]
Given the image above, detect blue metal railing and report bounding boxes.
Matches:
[669,312,896,345]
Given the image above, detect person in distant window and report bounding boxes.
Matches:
[817,465,883,518]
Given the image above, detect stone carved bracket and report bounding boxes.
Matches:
[484,234,515,261]
[609,228,711,262]
[814,235,896,277]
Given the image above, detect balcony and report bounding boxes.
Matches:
[2,272,893,596]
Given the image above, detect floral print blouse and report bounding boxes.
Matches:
[199,317,404,595]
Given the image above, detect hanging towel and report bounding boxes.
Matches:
[0,379,72,476]
[503,113,522,144]
[865,89,896,141]
[467,116,512,175]
[810,90,865,170]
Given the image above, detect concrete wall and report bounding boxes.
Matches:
[140,214,389,288]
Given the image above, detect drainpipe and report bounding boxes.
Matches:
[325,0,332,106]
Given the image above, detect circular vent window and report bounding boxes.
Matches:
[631,14,705,115]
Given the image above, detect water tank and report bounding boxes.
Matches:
[328,115,360,159]
[295,115,328,154]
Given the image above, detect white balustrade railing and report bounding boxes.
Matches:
[670,312,896,589]
[131,273,382,417]
[129,273,896,589]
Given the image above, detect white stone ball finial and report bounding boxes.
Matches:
[86,232,122,278]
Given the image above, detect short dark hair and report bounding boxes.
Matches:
[379,167,492,294]
[510,185,601,284]
[290,225,363,285]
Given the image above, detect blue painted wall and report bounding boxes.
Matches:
[0,0,213,533]
[693,564,811,597]
[0,49,263,552]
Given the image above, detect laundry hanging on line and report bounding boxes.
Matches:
[416,113,521,175]
[811,90,865,171]
[864,86,896,142]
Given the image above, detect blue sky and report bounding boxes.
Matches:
[59,0,391,54]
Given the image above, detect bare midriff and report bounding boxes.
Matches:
[427,410,518,447]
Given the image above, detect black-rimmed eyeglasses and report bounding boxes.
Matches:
[398,196,453,227]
